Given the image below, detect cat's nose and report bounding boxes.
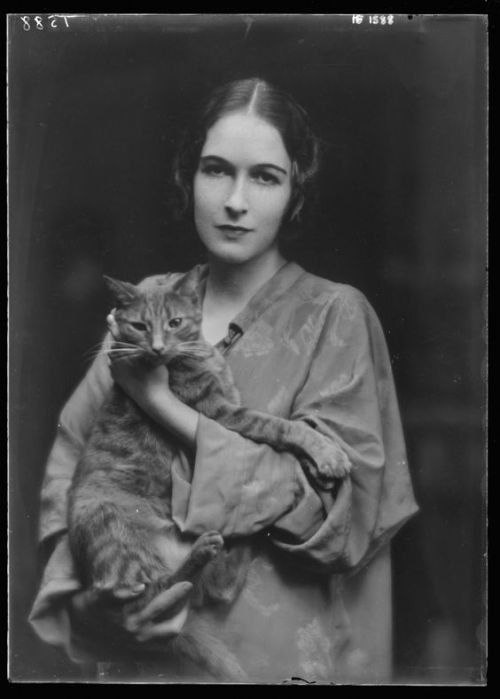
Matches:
[152,342,165,355]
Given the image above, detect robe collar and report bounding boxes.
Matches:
[190,261,306,349]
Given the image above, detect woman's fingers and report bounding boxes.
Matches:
[71,587,105,615]
[72,582,192,648]
[124,581,193,633]
[135,605,190,642]
[106,309,119,369]
[106,309,119,338]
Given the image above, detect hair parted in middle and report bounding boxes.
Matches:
[171,77,321,240]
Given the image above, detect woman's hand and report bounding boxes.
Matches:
[106,312,172,412]
[70,580,194,658]
[105,311,199,448]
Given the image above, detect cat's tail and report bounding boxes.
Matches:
[168,615,248,683]
[122,571,248,681]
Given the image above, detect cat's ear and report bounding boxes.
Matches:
[103,276,139,307]
[173,271,201,305]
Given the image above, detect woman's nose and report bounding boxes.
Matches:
[224,177,248,216]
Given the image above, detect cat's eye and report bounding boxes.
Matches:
[168,317,183,329]
[130,321,147,332]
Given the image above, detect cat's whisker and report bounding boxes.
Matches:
[104,347,142,354]
[178,348,211,358]
[111,342,141,350]
[103,348,144,360]
[109,353,144,364]
[177,342,213,359]
[84,349,103,362]
[179,350,211,359]
[85,348,114,363]
[83,342,110,359]
[84,340,140,362]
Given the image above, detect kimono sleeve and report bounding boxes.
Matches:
[170,415,325,542]
[29,337,113,660]
[275,288,420,571]
[37,337,113,544]
[171,288,419,573]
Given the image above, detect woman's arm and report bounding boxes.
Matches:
[166,290,418,572]
[105,317,321,542]
[105,344,199,450]
[106,290,419,573]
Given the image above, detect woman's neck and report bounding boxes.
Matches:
[204,250,287,311]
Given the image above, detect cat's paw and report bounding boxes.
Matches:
[92,580,146,600]
[192,531,224,563]
[92,559,151,601]
[305,436,352,489]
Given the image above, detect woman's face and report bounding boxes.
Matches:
[193,111,292,265]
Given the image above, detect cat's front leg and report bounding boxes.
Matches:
[245,413,351,489]
[213,406,351,490]
[291,425,352,489]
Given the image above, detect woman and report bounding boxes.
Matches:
[29,77,419,683]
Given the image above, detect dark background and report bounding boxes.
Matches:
[8,13,487,684]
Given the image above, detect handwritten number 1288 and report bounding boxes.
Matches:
[21,15,71,31]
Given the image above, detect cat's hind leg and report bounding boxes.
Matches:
[125,531,224,615]
[70,497,169,600]
[155,531,223,589]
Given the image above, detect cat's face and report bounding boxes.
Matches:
[104,277,202,365]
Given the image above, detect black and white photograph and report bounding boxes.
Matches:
[8,13,487,685]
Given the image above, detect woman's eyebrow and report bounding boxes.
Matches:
[254,163,288,176]
[199,155,228,163]
[200,155,288,176]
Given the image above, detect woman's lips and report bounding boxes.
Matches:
[216,224,253,239]
[216,225,252,233]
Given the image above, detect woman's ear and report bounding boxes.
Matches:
[103,276,139,307]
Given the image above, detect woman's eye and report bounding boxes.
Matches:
[253,171,279,185]
[130,321,147,331]
[169,317,183,328]
[201,164,227,177]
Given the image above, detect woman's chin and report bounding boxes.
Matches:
[205,244,255,265]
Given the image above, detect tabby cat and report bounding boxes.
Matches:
[67,270,351,680]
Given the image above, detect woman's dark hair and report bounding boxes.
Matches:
[171,77,321,239]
